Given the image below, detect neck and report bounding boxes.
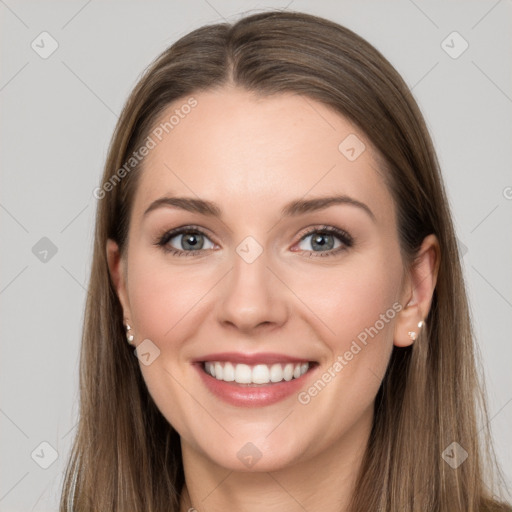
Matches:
[179,406,373,512]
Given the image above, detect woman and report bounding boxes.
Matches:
[60,10,511,512]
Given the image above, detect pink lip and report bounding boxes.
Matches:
[193,357,318,408]
[192,351,312,365]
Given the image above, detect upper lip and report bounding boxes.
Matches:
[192,352,314,365]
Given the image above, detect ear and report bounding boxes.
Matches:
[394,234,440,347]
[106,239,132,322]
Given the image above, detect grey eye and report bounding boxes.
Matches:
[168,231,215,251]
[298,232,342,252]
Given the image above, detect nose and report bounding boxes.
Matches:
[216,246,289,334]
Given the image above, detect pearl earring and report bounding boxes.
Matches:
[408,320,424,342]
[125,323,134,345]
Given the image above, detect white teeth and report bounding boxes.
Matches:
[214,362,223,381]
[223,362,235,381]
[205,362,215,377]
[235,364,252,384]
[204,361,310,384]
[269,363,283,382]
[252,364,270,384]
[283,363,293,381]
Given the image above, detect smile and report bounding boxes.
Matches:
[193,352,319,407]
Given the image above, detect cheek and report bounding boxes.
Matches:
[126,253,216,342]
[291,256,400,432]
[293,251,402,350]
[125,253,217,435]
[291,250,402,406]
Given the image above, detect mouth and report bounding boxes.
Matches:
[192,352,320,407]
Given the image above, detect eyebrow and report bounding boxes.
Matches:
[143,194,376,222]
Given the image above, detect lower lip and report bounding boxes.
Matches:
[194,363,317,407]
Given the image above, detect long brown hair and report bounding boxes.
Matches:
[60,10,511,511]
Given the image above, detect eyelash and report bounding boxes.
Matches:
[153,224,354,258]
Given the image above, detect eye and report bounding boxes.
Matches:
[295,226,353,257]
[154,224,353,258]
[155,226,215,256]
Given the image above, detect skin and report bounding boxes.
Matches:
[107,86,440,512]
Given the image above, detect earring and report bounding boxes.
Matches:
[125,323,134,345]
[408,320,425,342]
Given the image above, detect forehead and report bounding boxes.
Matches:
[131,87,394,225]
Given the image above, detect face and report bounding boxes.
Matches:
[108,86,420,472]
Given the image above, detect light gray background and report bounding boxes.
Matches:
[1,1,511,510]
